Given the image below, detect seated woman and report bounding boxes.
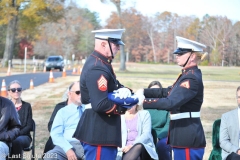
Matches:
[116,104,158,160]
[8,80,32,160]
[146,81,172,160]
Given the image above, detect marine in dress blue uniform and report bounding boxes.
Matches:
[143,36,208,160]
[73,29,134,160]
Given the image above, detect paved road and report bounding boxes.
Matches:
[0,70,78,90]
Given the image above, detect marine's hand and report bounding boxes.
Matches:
[66,149,77,160]
[114,88,131,99]
[135,88,144,95]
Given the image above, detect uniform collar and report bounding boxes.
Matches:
[92,50,112,64]
[182,65,198,73]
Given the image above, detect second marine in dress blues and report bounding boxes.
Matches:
[144,66,205,148]
[142,36,207,160]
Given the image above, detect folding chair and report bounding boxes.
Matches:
[23,119,36,160]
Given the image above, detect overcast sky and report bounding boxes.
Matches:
[76,0,240,25]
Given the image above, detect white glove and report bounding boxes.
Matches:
[135,89,144,96]
[114,88,131,99]
[135,89,145,106]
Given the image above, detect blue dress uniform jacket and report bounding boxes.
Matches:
[143,65,206,148]
[73,51,128,147]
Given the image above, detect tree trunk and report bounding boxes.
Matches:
[119,45,126,70]
[114,0,126,71]
[126,48,129,62]
[149,33,156,63]
[2,15,18,67]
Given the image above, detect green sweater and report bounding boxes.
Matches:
[146,109,170,139]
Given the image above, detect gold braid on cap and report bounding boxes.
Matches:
[194,52,208,61]
[201,52,208,61]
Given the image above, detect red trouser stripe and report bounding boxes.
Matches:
[185,148,190,160]
[96,145,101,160]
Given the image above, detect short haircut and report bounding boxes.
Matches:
[68,82,75,91]
[68,81,80,91]
[62,81,79,101]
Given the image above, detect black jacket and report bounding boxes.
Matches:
[73,51,128,147]
[0,97,21,142]
[143,65,206,148]
[18,100,33,139]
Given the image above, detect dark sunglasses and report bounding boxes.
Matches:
[70,91,81,95]
[9,88,22,93]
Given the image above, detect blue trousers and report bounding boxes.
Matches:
[0,141,9,160]
[173,147,204,160]
[81,142,117,160]
[10,135,31,160]
[156,137,172,160]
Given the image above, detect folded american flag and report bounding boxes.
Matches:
[108,92,139,108]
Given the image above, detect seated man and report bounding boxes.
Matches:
[44,81,84,160]
[0,96,21,159]
[43,87,71,154]
[220,86,240,160]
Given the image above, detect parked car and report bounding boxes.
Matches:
[45,55,64,71]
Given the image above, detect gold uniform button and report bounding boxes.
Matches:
[116,110,118,112]
[108,115,111,117]
[149,99,151,101]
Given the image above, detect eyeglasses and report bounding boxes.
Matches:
[9,88,22,93]
[70,91,81,95]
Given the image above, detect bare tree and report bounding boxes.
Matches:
[34,6,97,60]
[201,16,233,66]
[101,0,127,70]
[142,16,158,63]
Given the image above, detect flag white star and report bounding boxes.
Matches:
[112,91,121,98]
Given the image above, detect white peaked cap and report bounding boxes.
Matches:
[92,29,125,39]
[176,36,206,52]
[92,29,125,45]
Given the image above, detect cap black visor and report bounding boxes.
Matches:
[108,38,125,45]
[95,37,125,45]
[173,48,192,55]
